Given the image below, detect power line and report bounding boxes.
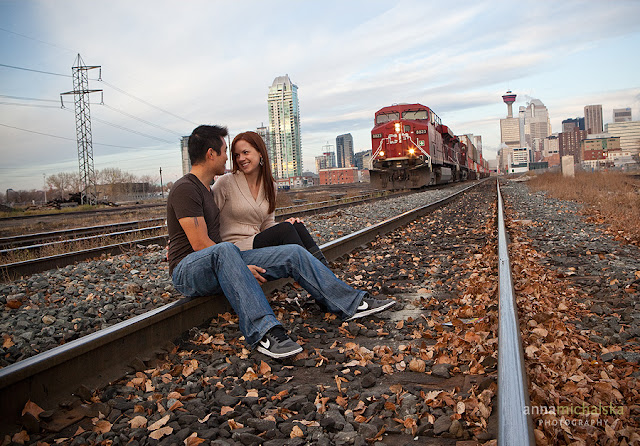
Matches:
[0,102,61,109]
[0,122,170,150]
[0,94,59,102]
[0,63,70,78]
[90,115,176,144]
[99,80,198,126]
[0,63,197,126]
[0,27,74,53]
[59,106,175,144]
[101,103,183,136]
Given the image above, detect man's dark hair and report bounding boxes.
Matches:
[188,125,228,165]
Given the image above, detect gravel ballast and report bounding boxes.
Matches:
[0,183,475,368]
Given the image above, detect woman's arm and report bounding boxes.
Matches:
[211,176,227,210]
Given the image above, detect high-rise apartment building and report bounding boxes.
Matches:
[354,150,372,170]
[315,152,336,172]
[336,133,354,168]
[613,108,632,123]
[268,75,302,179]
[256,124,270,155]
[584,105,603,134]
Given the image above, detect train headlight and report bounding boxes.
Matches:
[379,151,385,157]
[408,148,415,155]
[394,123,401,132]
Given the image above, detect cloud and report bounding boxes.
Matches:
[1,0,640,191]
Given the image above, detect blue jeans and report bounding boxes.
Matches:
[172,242,365,347]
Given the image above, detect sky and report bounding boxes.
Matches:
[1,0,639,192]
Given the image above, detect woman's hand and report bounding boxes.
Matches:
[286,217,304,224]
[247,265,267,284]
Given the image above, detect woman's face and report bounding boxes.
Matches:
[233,140,262,176]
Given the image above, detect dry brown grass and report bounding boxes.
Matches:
[527,171,640,245]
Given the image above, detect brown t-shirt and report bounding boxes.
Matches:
[167,174,222,274]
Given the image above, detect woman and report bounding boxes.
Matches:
[212,131,330,267]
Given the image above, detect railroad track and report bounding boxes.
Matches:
[0,179,534,444]
[0,186,435,279]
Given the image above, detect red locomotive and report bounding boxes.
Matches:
[370,103,489,190]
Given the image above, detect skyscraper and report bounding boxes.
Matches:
[336,133,354,168]
[523,99,552,161]
[584,105,603,134]
[181,136,190,175]
[256,124,270,156]
[268,75,302,179]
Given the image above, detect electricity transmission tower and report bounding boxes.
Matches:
[61,54,102,205]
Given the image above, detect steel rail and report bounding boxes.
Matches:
[496,179,535,445]
[0,235,168,279]
[0,226,165,256]
[0,180,486,432]
[0,218,165,248]
[0,185,459,278]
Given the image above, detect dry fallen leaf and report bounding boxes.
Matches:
[199,413,212,423]
[22,400,44,420]
[221,406,234,416]
[12,431,29,444]
[129,416,147,429]
[184,432,206,445]
[148,414,170,431]
[3,334,15,348]
[149,426,173,440]
[409,358,426,373]
[92,420,112,434]
[169,400,184,411]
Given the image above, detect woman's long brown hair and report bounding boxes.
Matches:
[231,131,276,214]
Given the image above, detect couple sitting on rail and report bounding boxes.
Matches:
[167,125,395,359]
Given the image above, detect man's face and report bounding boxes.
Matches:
[211,137,228,175]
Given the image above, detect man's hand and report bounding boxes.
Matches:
[247,265,267,284]
[286,217,304,224]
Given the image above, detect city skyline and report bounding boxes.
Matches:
[1,1,639,192]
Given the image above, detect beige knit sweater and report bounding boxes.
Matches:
[211,171,277,250]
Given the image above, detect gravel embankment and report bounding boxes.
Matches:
[11,181,499,445]
[0,183,475,368]
[500,179,640,445]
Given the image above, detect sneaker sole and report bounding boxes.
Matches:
[256,344,303,359]
[346,300,396,321]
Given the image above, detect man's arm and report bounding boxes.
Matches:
[178,216,215,251]
[179,213,266,283]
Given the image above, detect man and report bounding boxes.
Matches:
[167,125,394,359]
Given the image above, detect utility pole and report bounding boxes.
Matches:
[61,54,102,205]
[159,167,164,198]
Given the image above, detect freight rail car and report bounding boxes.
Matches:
[370,103,488,190]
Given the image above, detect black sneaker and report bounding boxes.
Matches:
[256,326,303,359]
[346,295,396,321]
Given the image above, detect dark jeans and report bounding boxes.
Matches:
[172,243,363,346]
[253,222,329,266]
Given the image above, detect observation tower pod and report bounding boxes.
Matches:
[502,91,517,118]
